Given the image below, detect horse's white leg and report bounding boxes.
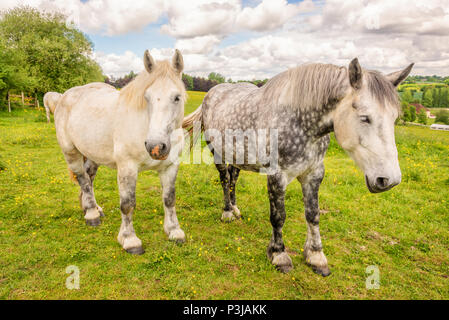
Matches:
[64,151,101,226]
[45,106,51,123]
[266,172,293,273]
[159,164,185,243]
[78,159,104,217]
[298,163,331,277]
[117,163,143,254]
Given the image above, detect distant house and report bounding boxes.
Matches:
[410,103,435,118]
[430,124,449,131]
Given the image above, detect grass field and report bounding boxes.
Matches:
[0,91,448,299]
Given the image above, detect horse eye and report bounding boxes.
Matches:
[174,95,181,103]
[360,115,371,124]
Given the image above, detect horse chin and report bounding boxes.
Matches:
[149,154,169,161]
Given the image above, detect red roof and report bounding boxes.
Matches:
[410,103,429,113]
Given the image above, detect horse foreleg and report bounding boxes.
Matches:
[267,172,293,273]
[159,164,185,243]
[117,164,143,254]
[79,159,104,217]
[215,163,235,222]
[299,163,331,276]
[228,165,241,219]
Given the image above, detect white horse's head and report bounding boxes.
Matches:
[333,58,413,193]
[143,49,186,160]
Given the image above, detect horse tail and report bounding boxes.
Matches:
[182,104,203,149]
[182,104,203,131]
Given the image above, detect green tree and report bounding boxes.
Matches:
[417,109,428,125]
[0,37,34,108]
[400,101,411,122]
[208,72,225,84]
[182,73,193,90]
[435,110,449,125]
[408,105,416,122]
[401,89,413,103]
[422,89,433,108]
[0,6,103,96]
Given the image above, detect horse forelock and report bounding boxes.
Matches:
[364,70,400,112]
[118,60,186,110]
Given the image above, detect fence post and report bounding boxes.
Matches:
[21,92,25,107]
[8,91,11,113]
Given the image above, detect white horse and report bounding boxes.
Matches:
[43,92,62,123]
[54,49,187,254]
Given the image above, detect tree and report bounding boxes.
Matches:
[0,6,103,96]
[0,37,34,108]
[422,89,433,108]
[400,101,411,122]
[408,105,416,122]
[182,73,193,90]
[208,72,225,84]
[417,109,428,125]
[435,110,449,125]
[401,89,413,103]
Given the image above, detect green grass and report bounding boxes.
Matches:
[0,92,448,299]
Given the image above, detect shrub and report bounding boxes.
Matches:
[417,109,428,125]
[435,110,449,125]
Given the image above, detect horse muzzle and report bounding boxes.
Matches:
[145,140,171,160]
[365,175,400,193]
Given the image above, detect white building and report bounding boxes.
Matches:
[430,124,449,131]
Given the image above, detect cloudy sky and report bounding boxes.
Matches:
[2,0,449,80]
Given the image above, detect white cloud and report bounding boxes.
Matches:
[3,0,449,78]
[236,0,315,32]
[175,35,222,54]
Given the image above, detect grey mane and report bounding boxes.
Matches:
[261,63,399,111]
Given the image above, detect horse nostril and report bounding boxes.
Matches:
[160,143,167,152]
[376,177,389,189]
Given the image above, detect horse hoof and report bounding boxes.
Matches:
[97,206,105,217]
[312,265,331,277]
[221,210,235,222]
[232,205,241,219]
[271,252,293,273]
[169,229,186,244]
[85,217,101,226]
[125,247,145,255]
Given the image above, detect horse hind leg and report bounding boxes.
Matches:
[78,158,104,217]
[228,165,241,219]
[65,151,102,226]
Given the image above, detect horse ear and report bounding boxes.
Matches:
[144,50,156,74]
[385,63,414,87]
[172,49,184,74]
[348,58,362,90]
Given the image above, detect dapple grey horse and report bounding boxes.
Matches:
[183,58,413,276]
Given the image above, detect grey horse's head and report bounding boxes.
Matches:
[333,58,414,193]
